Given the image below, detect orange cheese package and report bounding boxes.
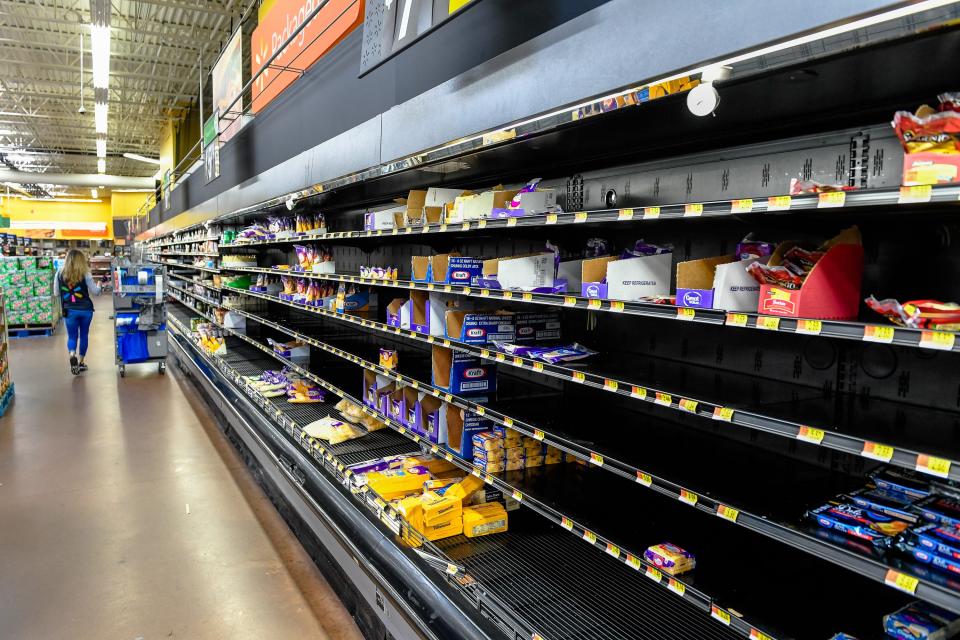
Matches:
[366,469,429,500]
[444,474,485,501]
[422,517,463,541]
[463,502,509,537]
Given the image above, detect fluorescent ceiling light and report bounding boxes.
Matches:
[94,103,108,134]
[91,188,98,199]
[122,152,162,165]
[97,158,106,173]
[96,138,106,157]
[90,25,111,90]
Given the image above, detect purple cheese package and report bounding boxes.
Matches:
[883,601,960,640]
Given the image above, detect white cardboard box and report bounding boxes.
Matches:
[484,253,554,290]
[364,210,397,230]
[676,255,765,311]
[448,189,520,222]
[582,253,672,301]
[509,190,556,214]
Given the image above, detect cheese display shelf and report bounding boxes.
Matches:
[142,19,960,640]
[167,298,915,640]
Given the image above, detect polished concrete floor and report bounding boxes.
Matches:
[0,298,363,640]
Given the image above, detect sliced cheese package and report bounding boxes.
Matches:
[402,455,458,476]
[525,455,544,468]
[367,468,429,500]
[425,477,462,492]
[505,458,525,471]
[361,413,387,431]
[445,474,485,501]
[505,447,525,462]
[472,432,504,452]
[421,490,463,526]
[422,516,463,541]
[463,502,508,537]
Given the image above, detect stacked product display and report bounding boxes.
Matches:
[0,290,14,416]
[0,256,58,330]
[141,19,960,640]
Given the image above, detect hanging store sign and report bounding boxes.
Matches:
[203,112,221,184]
[212,28,245,142]
[251,0,364,113]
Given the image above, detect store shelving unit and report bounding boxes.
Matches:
[143,17,960,640]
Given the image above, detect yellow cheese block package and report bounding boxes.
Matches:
[505,458,525,472]
[444,474,485,501]
[471,431,504,452]
[424,477,462,492]
[361,413,387,431]
[505,447,525,462]
[367,469,429,500]
[525,455,544,468]
[402,455,458,476]
[421,491,463,526]
[422,516,463,541]
[463,502,509,538]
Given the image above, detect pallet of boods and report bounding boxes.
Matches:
[0,256,57,327]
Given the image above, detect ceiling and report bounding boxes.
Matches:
[0,0,248,194]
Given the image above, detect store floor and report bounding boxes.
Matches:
[0,298,363,640]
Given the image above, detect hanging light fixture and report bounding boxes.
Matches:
[97,158,105,173]
[89,1,110,172]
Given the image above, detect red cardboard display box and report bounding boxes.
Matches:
[757,228,863,320]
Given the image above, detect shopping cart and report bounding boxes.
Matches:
[112,261,167,377]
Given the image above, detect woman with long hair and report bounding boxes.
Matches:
[57,249,101,375]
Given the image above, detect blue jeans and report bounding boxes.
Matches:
[64,310,94,357]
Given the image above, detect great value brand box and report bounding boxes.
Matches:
[432,345,496,396]
[445,310,514,344]
[675,255,764,311]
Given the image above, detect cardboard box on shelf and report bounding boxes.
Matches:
[415,394,443,442]
[581,254,672,301]
[448,189,520,223]
[489,190,557,218]
[757,228,863,320]
[432,345,496,396]
[403,386,421,428]
[364,209,399,231]
[675,255,764,311]
[481,253,554,290]
[386,298,410,328]
[409,291,455,336]
[401,189,461,227]
[441,404,492,459]
[902,151,960,185]
[514,311,562,343]
[433,255,484,285]
[445,310,515,344]
[363,370,395,415]
[388,387,406,423]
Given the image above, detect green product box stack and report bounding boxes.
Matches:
[0,255,57,326]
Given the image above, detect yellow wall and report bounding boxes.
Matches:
[0,197,113,240]
[111,192,154,218]
[259,0,278,21]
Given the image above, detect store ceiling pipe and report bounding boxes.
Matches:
[0,169,153,189]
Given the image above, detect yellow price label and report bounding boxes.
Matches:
[533,362,544,372]
[726,312,748,327]
[444,393,453,402]
[439,224,448,232]
[445,563,457,575]
[589,453,604,466]
[730,198,754,213]
[631,386,647,400]
[713,407,734,422]
[480,289,490,297]
[655,392,672,406]
[884,569,919,594]
[677,307,696,320]
[679,399,698,413]
[583,530,597,544]
[502,291,513,299]
[898,184,932,204]
[668,579,686,596]
[920,330,956,351]
[572,371,586,383]
[862,441,895,462]
[605,543,620,559]
[587,299,602,310]
[797,426,825,444]
[545,214,558,225]
[679,489,698,506]
[507,217,518,227]
[767,195,792,211]
[643,207,661,219]
[610,300,625,312]
[430,445,439,453]
[574,212,588,223]
[478,219,487,229]
[533,429,545,441]
[522,292,533,301]
[717,505,740,522]
[645,566,662,582]
[863,325,895,343]
[626,554,641,570]
[917,454,952,478]
[711,606,732,625]
[818,191,846,208]
[462,287,472,295]
[797,319,822,335]
[495,353,506,362]
[618,208,634,221]
[504,417,513,427]
[564,296,577,307]
[750,630,773,640]
[444,285,452,293]
[603,379,619,392]
[392,228,399,235]
[560,516,573,530]
[757,315,781,330]
[461,222,471,231]
[511,490,523,502]
[513,357,523,366]
[476,406,485,416]
[684,203,704,217]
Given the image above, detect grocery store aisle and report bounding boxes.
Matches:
[0,298,363,640]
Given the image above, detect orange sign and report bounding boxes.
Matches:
[251,0,364,113]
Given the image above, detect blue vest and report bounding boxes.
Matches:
[59,274,94,311]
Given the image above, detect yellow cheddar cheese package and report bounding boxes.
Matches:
[421,491,463,526]
[463,502,508,538]
[422,516,463,541]
[367,469,429,500]
[445,474,485,501]
[402,455,458,476]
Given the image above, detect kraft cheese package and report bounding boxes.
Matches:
[514,311,562,344]
[913,523,960,560]
[432,345,496,395]
[883,601,960,640]
[916,495,960,528]
[445,310,515,344]
[808,503,909,546]
[845,486,919,523]
[869,466,933,500]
